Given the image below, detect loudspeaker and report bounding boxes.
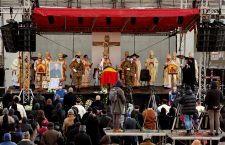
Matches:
[197,27,216,52]
[0,87,5,98]
[131,17,136,25]
[18,23,36,52]
[215,27,225,51]
[140,69,151,82]
[1,23,18,53]
[0,68,4,86]
[153,17,159,25]
[178,16,184,25]
[196,26,225,52]
[106,17,111,25]
[78,17,83,24]
[48,16,54,24]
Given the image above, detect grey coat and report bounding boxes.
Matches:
[110,87,126,114]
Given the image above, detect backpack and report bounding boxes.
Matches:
[109,87,118,102]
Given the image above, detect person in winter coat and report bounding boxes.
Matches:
[90,95,104,111]
[179,85,196,135]
[158,107,170,129]
[63,87,76,112]
[100,135,111,145]
[0,108,15,132]
[40,122,63,145]
[17,131,34,145]
[205,81,224,135]
[142,104,157,130]
[0,133,17,145]
[85,108,101,145]
[63,109,76,136]
[109,81,126,132]
[43,99,55,122]
[73,125,92,145]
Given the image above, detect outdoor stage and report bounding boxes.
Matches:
[9,86,170,110]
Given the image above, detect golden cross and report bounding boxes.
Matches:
[93,35,120,55]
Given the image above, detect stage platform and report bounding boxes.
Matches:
[8,86,171,110]
[167,130,225,145]
[105,129,225,145]
[105,129,167,145]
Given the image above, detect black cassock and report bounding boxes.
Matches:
[182,57,196,90]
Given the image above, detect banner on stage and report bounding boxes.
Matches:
[92,32,121,70]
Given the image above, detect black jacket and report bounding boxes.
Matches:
[205,87,223,110]
[179,89,196,115]
[63,92,76,112]
[85,114,100,145]
[90,100,104,111]
[74,132,92,145]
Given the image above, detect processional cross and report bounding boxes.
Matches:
[93,35,120,55]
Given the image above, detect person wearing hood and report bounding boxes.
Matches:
[205,81,224,135]
[179,85,196,135]
[109,80,126,132]
[63,109,76,136]
[0,133,17,145]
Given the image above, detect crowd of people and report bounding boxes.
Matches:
[0,80,224,145]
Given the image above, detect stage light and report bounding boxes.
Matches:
[106,17,111,25]
[178,16,184,25]
[78,17,83,24]
[131,17,136,25]
[153,17,159,25]
[1,22,18,53]
[48,16,54,24]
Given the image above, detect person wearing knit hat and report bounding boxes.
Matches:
[63,109,75,135]
[68,109,75,115]
[0,133,17,145]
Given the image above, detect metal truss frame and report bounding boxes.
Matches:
[197,52,207,100]
[0,0,34,105]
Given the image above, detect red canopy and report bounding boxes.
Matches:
[32,8,199,33]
